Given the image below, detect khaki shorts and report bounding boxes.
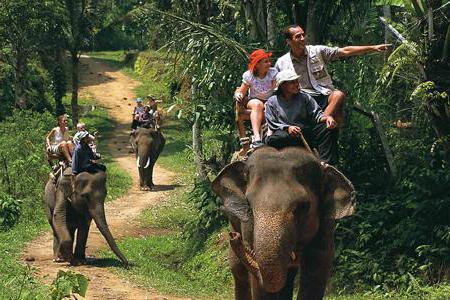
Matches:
[47,144,60,155]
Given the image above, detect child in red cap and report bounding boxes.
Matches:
[234,49,278,149]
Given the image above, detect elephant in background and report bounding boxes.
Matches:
[212,147,355,300]
[44,168,128,265]
[130,127,165,191]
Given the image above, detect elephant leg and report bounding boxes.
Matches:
[230,249,251,300]
[73,217,91,263]
[138,168,146,188]
[148,135,165,188]
[53,203,73,261]
[148,159,157,188]
[298,218,334,300]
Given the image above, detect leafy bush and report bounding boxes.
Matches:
[0,193,21,230]
[0,110,54,220]
[50,270,88,300]
[182,179,227,252]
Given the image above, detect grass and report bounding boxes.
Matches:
[0,94,132,298]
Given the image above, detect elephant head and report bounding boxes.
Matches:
[212,147,355,293]
[49,169,128,265]
[130,127,165,191]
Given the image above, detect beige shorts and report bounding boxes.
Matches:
[47,144,60,155]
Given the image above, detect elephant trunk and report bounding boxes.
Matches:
[91,204,128,265]
[253,213,291,293]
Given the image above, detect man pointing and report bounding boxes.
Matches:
[275,25,391,126]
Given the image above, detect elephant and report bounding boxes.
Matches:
[130,126,165,191]
[44,168,128,265]
[212,147,356,299]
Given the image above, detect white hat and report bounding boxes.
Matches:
[275,69,300,90]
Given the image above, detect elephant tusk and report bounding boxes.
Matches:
[143,157,150,169]
[136,157,140,168]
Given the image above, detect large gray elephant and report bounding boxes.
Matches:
[44,168,128,265]
[130,127,165,191]
[212,147,355,300]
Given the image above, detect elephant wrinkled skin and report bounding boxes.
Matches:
[44,168,128,265]
[130,127,165,191]
[212,147,356,299]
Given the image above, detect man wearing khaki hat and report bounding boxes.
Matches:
[265,69,338,164]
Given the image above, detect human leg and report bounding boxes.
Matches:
[266,130,302,149]
[246,99,265,146]
[58,141,72,163]
[306,124,338,165]
[325,90,345,125]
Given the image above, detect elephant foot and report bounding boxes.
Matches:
[140,186,152,191]
[53,257,66,263]
[71,257,87,266]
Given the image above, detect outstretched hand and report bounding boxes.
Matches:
[373,44,392,52]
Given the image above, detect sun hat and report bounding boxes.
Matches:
[274,69,300,90]
[248,49,272,73]
[136,98,143,103]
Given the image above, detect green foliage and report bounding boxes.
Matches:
[50,270,88,300]
[183,179,227,251]
[0,193,21,230]
[0,110,54,220]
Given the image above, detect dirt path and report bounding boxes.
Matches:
[23,56,190,300]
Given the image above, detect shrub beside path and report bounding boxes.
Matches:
[22,56,190,300]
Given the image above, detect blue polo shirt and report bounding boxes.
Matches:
[72,142,96,175]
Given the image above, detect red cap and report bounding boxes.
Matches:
[248,49,272,73]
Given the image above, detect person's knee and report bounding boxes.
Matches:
[332,90,346,105]
[247,100,264,111]
[59,141,67,149]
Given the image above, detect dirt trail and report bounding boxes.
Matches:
[23,56,190,300]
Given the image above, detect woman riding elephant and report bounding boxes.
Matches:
[46,115,74,164]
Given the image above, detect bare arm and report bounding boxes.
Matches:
[234,83,249,102]
[338,44,391,57]
[46,128,55,147]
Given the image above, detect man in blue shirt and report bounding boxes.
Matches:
[265,70,338,164]
[72,131,105,176]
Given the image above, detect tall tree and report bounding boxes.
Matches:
[0,1,49,109]
[54,0,109,125]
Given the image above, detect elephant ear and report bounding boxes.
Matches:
[212,161,249,222]
[323,163,356,219]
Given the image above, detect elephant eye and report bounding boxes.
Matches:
[294,201,310,215]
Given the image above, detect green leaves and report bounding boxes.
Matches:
[0,193,21,230]
[50,270,89,300]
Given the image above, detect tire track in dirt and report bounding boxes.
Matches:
[23,56,191,300]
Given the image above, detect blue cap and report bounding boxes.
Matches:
[136,98,143,103]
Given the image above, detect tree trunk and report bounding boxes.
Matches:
[54,49,66,115]
[266,0,276,47]
[383,5,393,60]
[14,49,27,109]
[71,52,79,126]
[305,0,321,44]
[243,0,258,41]
[243,0,266,42]
[192,115,208,180]
[443,23,450,60]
